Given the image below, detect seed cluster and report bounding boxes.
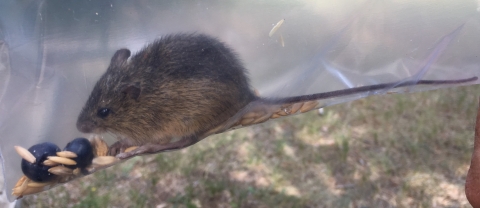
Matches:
[12,137,120,199]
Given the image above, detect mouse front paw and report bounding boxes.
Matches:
[115,150,138,160]
[108,141,136,157]
[115,145,155,159]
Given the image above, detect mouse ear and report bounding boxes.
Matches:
[121,82,141,101]
[110,49,131,67]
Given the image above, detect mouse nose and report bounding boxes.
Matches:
[77,120,95,133]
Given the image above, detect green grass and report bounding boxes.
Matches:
[21,84,480,207]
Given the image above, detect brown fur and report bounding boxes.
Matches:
[77,34,256,146]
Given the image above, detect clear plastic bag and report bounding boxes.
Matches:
[1,0,479,201]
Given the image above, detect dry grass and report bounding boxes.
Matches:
[22,84,480,208]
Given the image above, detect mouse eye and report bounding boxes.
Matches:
[97,108,111,118]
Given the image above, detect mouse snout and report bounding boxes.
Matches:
[77,120,96,133]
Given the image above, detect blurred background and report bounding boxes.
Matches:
[1,0,480,206]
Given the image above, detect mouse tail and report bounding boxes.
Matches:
[262,76,478,104]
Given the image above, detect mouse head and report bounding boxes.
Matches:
[76,49,142,136]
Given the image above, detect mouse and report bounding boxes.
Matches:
[76,33,478,159]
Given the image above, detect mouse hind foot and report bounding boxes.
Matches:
[114,135,200,159]
[108,140,135,156]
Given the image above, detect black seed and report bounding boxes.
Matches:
[21,142,60,182]
[63,138,94,170]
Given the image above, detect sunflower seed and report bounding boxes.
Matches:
[47,156,77,165]
[14,146,36,164]
[57,151,78,158]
